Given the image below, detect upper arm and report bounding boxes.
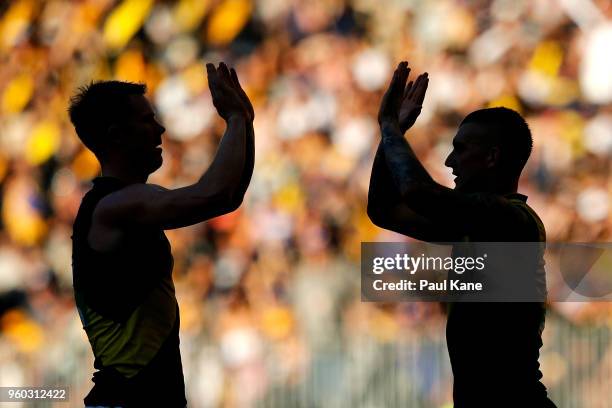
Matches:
[93,182,238,231]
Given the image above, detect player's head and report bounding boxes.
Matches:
[444,107,532,192]
[68,80,165,176]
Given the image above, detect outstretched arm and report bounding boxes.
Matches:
[91,62,254,238]
[368,66,453,241]
[371,61,539,242]
[369,62,462,241]
[378,62,434,197]
[224,67,255,205]
[190,63,248,212]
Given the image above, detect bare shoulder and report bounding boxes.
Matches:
[89,179,238,231]
[88,183,169,252]
[95,183,168,218]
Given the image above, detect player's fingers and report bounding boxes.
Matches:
[230,68,249,103]
[218,62,232,84]
[397,61,408,87]
[407,75,419,100]
[229,68,240,88]
[206,63,218,83]
[206,64,220,96]
[401,65,411,92]
[404,81,414,100]
[416,73,429,104]
[390,63,406,99]
[390,65,399,87]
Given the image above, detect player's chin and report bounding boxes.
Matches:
[154,157,163,169]
[147,156,163,173]
[453,178,467,192]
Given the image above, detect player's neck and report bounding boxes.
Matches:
[486,178,518,195]
[463,176,518,195]
[100,162,148,185]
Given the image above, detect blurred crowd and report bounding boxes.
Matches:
[0,0,611,407]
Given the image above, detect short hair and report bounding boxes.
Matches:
[460,107,533,177]
[68,81,146,155]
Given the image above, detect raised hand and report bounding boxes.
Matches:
[399,71,428,134]
[229,68,254,122]
[206,62,246,122]
[378,61,410,127]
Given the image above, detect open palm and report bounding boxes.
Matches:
[399,72,428,134]
[207,62,245,121]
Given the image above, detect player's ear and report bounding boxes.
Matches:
[106,124,124,147]
[486,146,500,168]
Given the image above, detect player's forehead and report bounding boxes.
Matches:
[124,94,155,118]
[454,122,490,146]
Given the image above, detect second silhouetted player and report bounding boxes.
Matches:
[368,61,556,407]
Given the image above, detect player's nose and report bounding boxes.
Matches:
[156,121,166,135]
[444,151,454,168]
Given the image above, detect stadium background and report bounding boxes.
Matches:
[0,0,610,406]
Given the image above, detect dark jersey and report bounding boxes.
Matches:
[446,192,555,407]
[72,176,186,407]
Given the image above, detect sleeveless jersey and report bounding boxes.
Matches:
[446,192,555,407]
[71,176,186,407]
